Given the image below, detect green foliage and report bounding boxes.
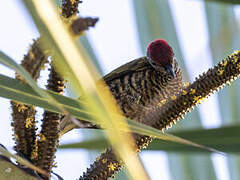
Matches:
[59,125,240,153]
[0,0,240,179]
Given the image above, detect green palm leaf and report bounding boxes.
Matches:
[59,125,240,153]
[204,2,240,179]
[132,0,216,179]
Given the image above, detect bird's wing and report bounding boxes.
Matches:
[103,57,151,83]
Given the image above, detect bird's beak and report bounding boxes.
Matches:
[164,64,175,78]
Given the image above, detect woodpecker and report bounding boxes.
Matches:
[59,39,182,132]
[78,39,184,179]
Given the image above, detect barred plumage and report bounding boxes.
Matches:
[79,56,183,179]
[105,57,182,122]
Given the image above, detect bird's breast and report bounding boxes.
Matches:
[105,68,182,121]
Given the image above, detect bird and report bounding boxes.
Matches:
[59,39,182,133]
[77,39,184,180]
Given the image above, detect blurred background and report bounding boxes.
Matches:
[0,0,240,179]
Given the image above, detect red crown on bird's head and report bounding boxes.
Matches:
[146,39,174,67]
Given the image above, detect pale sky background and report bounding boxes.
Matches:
[0,0,239,179]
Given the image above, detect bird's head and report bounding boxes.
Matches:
[146,39,175,77]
